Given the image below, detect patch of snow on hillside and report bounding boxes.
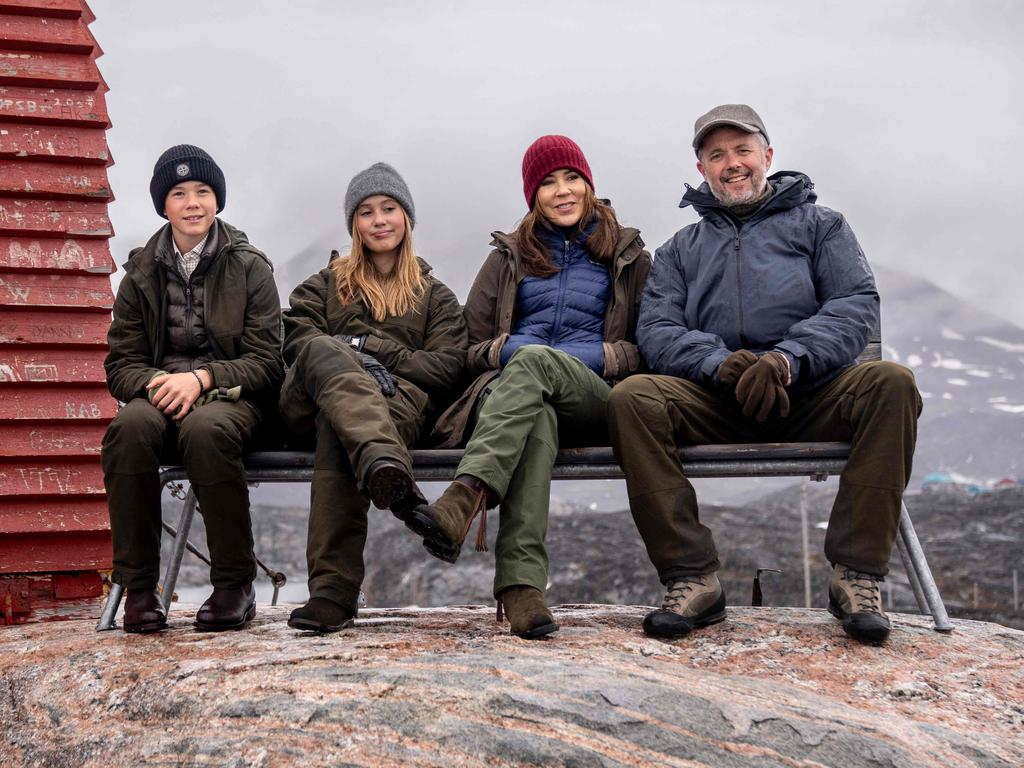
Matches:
[988,396,1008,403]
[882,344,900,362]
[966,369,992,378]
[920,391,933,399]
[932,354,969,370]
[976,336,1024,354]
[947,379,969,387]
[906,354,923,367]
[992,403,1024,414]
[941,327,965,340]
[942,393,954,400]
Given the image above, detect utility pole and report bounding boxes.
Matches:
[800,481,811,608]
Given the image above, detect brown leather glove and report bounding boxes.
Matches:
[735,352,791,422]
[717,349,758,389]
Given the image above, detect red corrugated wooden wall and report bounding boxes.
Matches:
[0,0,115,608]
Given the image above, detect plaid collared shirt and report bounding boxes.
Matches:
[173,231,210,280]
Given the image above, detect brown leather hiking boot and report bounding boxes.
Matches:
[288,597,356,633]
[828,565,891,644]
[123,588,167,633]
[406,475,491,563]
[364,458,426,522]
[643,572,726,639]
[497,586,558,639]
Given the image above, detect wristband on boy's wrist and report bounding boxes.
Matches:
[192,370,205,393]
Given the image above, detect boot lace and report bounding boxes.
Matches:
[663,575,708,612]
[841,568,883,614]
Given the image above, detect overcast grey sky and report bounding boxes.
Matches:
[91,0,1024,327]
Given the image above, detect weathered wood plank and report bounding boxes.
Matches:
[0,235,113,273]
[0,121,109,162]
[0,423,107,456]
[0,198,111,237]
[0,1,84,19]
[0,13,94,53]
[0,159,111,199]
[0,271,112,308]
[0,459,105,496]
[0,385,116,420]
[0,308,110,344]
[0,48,101,90]
[0,84,108,126]
[0,531,110,573]
[0,348,106,383]
[0,497,108,534]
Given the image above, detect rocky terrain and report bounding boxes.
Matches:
[3,605,1022,767]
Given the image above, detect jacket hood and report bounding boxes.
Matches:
[679,171,817,218]
[489,223,643,273]
[123,219,271,275]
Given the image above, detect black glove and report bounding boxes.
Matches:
[358,352,396,397]
[717,349,758,389]
[735,352,790,422]
[334,334,365,351]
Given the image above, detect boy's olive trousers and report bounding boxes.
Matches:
[102,398,261,590]
[457,345,611,597]
[607,361,922,583]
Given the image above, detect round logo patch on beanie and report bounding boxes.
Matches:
[176,163,190,177]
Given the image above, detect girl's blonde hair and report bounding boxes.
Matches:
[333,208,425,321]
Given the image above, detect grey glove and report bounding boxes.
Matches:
[334,334,365,351]
[359,352,396,397]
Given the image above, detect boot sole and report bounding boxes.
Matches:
[366,464,413,510]
[194,602,256,632]
[123,618,167,634]
[643,608,726,639]
[405,510,461,563]
[828,595,890,644]
[515,621,559,640]
[287,616,355,633]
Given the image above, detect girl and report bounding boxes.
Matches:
[411,136,651,638]
[281,162,467,632]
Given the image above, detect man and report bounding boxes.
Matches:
[102,145,283,633]
[607,105,921,644]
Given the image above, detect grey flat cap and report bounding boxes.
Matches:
[692,104,770,153]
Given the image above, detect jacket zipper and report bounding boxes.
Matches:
[549,239,571,344]
[732,229,749,348]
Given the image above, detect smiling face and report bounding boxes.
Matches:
[164,180,217,251]
[534,168,588,227]
[354,194,407,265]
[697,126,773,206]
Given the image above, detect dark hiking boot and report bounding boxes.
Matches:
[288,597,356,633]
[195,583,256,631]
[497,586,558,639]
[828,565,891,644]
[406,475,490,564]
[364,458,427,523]
[123,588,167,633]
[643,573,726,639]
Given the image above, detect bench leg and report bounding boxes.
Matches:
[160,486,198,614]
[95,582,124,631]
[896,501,954,632]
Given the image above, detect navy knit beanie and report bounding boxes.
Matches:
[149,144,226,218]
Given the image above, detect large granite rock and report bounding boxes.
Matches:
[2,606,1021,767]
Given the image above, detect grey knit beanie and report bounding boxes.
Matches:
[150,144,226,217]
[343,162,415,234]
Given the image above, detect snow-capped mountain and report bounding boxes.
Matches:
[875,265,1023,481]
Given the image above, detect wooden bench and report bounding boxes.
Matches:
[96,330,954,633]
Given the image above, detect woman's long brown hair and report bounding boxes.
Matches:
[333,209,425,321]
[514,183,620,278]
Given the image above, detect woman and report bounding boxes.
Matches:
[411,136,651,639]
[280,162,467,633]
[103,144,283,633]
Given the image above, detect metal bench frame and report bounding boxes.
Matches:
[97,442,953,632]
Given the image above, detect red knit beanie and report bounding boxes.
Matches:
[521,135,594,208]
